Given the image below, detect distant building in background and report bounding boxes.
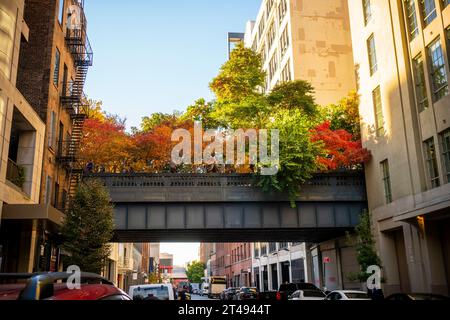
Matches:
[199,243,214,265]
[212,243,252,288]
[252,242,308,292]
[159,252,174,281]
[228,32,245,57]
[244,0,355,105]
[141,243,160,275]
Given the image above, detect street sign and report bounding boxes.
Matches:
[323,257,331,264]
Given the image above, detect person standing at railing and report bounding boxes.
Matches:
[85,160,94,174]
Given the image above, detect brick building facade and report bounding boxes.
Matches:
[212,243,252,288]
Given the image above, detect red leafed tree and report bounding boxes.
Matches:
[80,118,134,172]
[311,121,371,171]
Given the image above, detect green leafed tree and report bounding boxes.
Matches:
[61,179,114,274]
[140,112,180,133]
[347,211,382,282]
[181,98,221,129]
[210,42,266,104]
[258,109,322,205]
[267,80,317,116]
[185,261,206,284]
[320,91,361,139]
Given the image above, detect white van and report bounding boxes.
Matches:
[128,284,175,301]
[201,283,210,296]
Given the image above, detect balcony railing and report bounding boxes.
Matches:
[6,158,25,190]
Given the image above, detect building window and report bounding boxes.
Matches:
[413,55,429,112]
[278,0,287,22]
[367,34,378,75]
[428,39,449,101]
[441,129,450,183]
[266,0,274,18]
[45,176,53,205]
[444,0,450,7]
[258,17,266,40]
[53,48,60,87]
[267,22,275,51]
[260,44,266,65]
[363,0,372,25]
[48,111,57,148]
[381,160,393,204]
[281,60,292,82]
[58,0,65,25]
[54,182,60,208]
[425,138,440,188]
[420,0,437,27]
[269,242,277,253]
[260,243,267,256]
[254,243,260,258]
[268,52,278,81]
[372,86,384,136]
[280,26,289,57]
[279,242,288,250]
[405,0,419,40]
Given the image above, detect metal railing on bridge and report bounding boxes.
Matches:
[88,171,365,189]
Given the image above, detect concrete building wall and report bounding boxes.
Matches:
[348,0,450,295]
[0,0,45,210]
[245,0,356,106]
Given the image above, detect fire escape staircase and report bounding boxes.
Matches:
[57,0,93,212]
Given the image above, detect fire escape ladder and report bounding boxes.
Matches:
[58,0,93,212]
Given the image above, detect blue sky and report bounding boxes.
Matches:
[84,0,261,131]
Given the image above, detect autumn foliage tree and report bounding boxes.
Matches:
[311,121,371,171]
[80,118,133,172]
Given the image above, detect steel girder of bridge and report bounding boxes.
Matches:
[89,172,367,243]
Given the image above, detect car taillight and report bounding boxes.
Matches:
[276,292,282,300]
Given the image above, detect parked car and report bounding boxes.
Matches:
[325,290,371,300]
[385,293,450,301]
[257,291,278,301]
[0,273,130,301]
[220,287,238,300]
[128,284,175,300]
[277,283,323,301]
[289,289,327,301]
[234,287,258,300]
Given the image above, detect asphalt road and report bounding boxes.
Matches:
[191,294,217,301]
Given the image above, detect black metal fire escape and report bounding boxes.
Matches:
[57,0,93,211]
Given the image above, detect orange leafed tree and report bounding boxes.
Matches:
[311,121,371,171]
[80,119,134,172]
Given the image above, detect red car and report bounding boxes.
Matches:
[0,272,130,301]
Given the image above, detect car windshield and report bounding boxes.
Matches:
[242,288,257,293]
[133,287,169,300]
[345,292,368,299]
[303,290,326,298]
